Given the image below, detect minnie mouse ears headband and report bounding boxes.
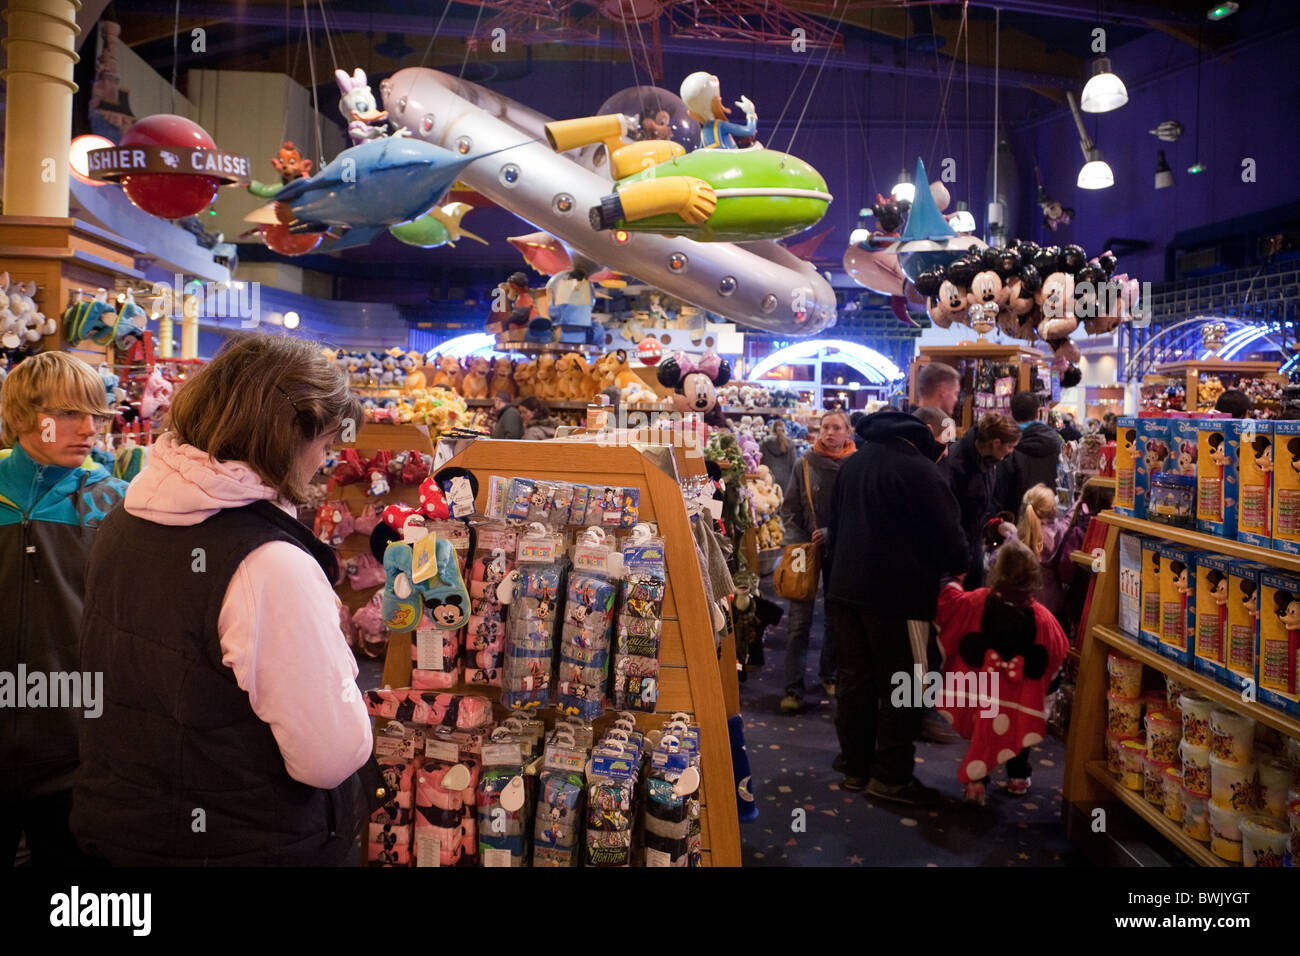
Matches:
[657,350,732,389]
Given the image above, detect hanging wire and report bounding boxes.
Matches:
[783,0,849,157]
[991,7,999,220]
[170,0,180,113]
[900,7,909,176]
[302,0,325,168]
[963,0,971,214]
[925,4,966,171]
[416,1,454,70]
[316,0,340,72]
[457,1,487,80]
[628,1,658,91]
[617,2,645,94]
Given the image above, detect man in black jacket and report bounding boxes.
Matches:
[827,411,969,804]
[994,391,1062,516]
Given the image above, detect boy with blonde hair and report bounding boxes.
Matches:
[1,351,126,865]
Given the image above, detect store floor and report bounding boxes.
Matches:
[738,594,1089,867]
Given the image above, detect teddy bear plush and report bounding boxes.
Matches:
[461,356,490,399]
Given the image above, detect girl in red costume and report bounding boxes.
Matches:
[934,539,1069,805]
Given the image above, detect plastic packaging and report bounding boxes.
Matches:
[1144,709,1181,764]
[1210,708,1256,765]
[1210,754,1259,813]
[1163,766,1184,823]
[1239,814,1288,866]
[612,529,667,712]
[1177,692,1214,748]
[501,527,568,710]
[556,529,619,720]
[1107,653,1143,698]
[1107,693,1143,737]
[1182,786,1211,842]
[1179,738,1212,795]
[1208,801,1244,862]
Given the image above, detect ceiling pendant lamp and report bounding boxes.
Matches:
[890,168,915,204]
[1154,150,1174,189]
[1080,56,1128,113]
[1068,92,1114,189]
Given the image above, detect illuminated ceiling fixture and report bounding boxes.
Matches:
[1154,150,1174,189]
[890,168,915,205]
[1080,56,1128,113]
[69,134,114,187]
[949,201,976,234]
[1206,2,1238,20]
[282,311,300,330]
[1068,91,1114,189]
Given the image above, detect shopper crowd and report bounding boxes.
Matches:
[767,360,1105,807]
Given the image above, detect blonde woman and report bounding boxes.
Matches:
[73,335,374,866]
[1016,483,1070,618]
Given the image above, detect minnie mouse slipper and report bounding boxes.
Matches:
[415,537,471,630]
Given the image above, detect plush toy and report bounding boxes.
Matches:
[140,366,173,422]
[489,356,516,400]
[555,352,596,401]
[97,364,125,407]
[62,289,119,347]
[461,356,491,399]
[402,350,428,391]
[513,359,536,398]
[431,353,463,392]
[657,351,731,425]
[533,353,560,400]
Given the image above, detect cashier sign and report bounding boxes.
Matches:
[85,145,251,185]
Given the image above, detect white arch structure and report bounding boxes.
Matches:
[747,338,904,385]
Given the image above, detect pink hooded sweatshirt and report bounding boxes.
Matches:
[126,433,373,790]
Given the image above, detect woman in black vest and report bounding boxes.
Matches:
[73,335,374,866]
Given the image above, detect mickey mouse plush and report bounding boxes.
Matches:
[657,350,731,426]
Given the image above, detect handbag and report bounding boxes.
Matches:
[772,459,821,603]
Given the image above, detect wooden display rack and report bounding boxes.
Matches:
[1149,360,1284,413]
[334,427,741,867]
[1062,510,1300,865]
[910,343,1046,435]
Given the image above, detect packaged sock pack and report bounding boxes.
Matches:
[476,731,532,867]
[1258,570,1300,717]
[1118,532,1142,639]
[1237,421,1275,548]
[585,736,640,867]
[1196,419,1240,539]
[362,689,493,730]
[1140,537,1165,650]
[1223,560,1267,693]
[642,733,698,867]
[502,529,568,710]
[1194,554,1234,680]
[411,611,462,689]
[464,525,519,685]
[414,732,479,867]
[1114,417,1148,519]
[556,534,619,719]
[533,729,589,867]
[612,535,667,712]
[1156,542,1197,666]
[1274,420,1300,555]
[370,723,419,866]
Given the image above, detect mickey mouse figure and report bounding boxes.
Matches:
[657,350,731,427]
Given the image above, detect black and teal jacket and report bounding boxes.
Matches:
[0,442,126,798]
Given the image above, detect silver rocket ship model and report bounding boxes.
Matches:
[380,68,837,337]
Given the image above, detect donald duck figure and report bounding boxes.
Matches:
[680,72,757,150]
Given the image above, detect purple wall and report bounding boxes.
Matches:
[1013,27,1300,281]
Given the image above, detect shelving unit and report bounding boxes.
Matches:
[1062,510,1300,866]
[911,343,1046,436]
[329,428,740,867]
[1143,359,1284,414]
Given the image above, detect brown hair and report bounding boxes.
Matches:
[973,411,1020,447]
[916,361,959,401]
[987,538,1042,599]
[166,334,360,505]
[519,395,546,417]
[912,405,947,440]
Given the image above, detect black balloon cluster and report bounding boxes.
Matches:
[910,240,1129,367]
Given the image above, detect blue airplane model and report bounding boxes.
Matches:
[272,136,485,251]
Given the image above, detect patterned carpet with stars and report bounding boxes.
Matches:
[737,594,1090,868]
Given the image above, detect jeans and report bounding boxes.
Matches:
[3,789,87,867]
[830,605,927,786]
[782,559,836,695]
